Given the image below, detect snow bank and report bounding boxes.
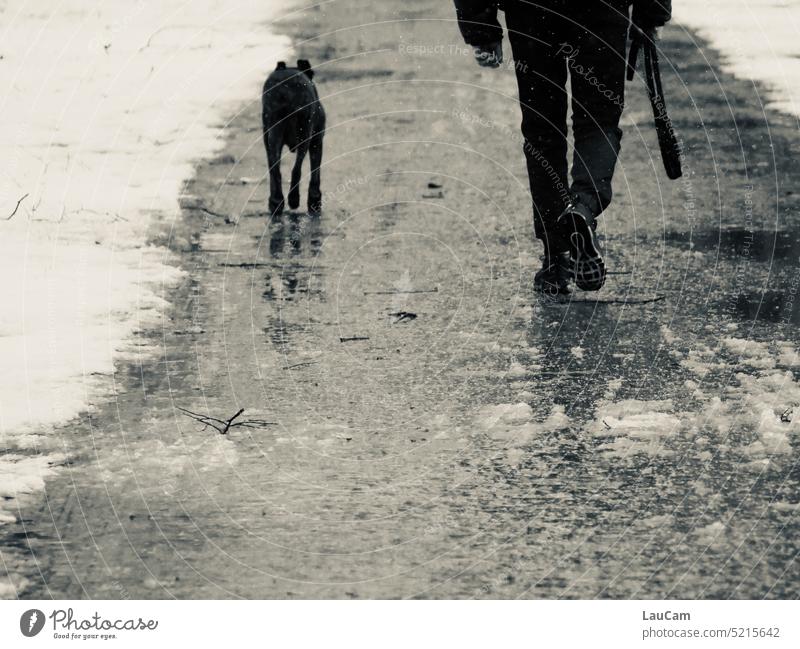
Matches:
[674,0,800,116]
[0,0,289,566]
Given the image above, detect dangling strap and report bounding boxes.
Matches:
[626,35,641,82]
[627,30,683,180]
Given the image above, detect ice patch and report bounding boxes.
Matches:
[479,402,569,448]
[597,399,674,418]
[0,455,60,499]
[721,337,775,369]
[543,404,570,430]
[479,402,533,429]
[650,338,800,461]
[0,580,19,598]
[603,378,623,401]
[598,412,682,440]
[777,342,800,367]
[675,0,800,117]
[771,502,800,512]
[640,514,674,528]
[0,454,63,527]
[694,520,726,547]
[660,325,677,344]
[429,413,455,439]
[507,361,528,378]
[591,399,681,457]
[97,430,239,498]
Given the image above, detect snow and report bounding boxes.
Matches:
[478,402,570,448]
[479,334,800,465]
[694,520,726,547]
[676,339,800,461]
[771,501,800,512]
[479,402,534,428]
[0,455,60,502]
[507,360,528,377]
[0,1,289,530]
[0,580,20,598]
[777,342,800,367]
[674,0,800,116]
[660,325,677,345]
[599,412,682,440]
[543,404,570,430]
[589,336,800,461]
[591,399,682,457]
[721,337,775,369]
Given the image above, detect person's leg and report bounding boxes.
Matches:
[567,3,629,218]
[505,1,571,250]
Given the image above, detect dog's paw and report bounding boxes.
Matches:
[288,190,300,210]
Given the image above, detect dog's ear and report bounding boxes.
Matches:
[297,59,314,80]
[276,61,287,70]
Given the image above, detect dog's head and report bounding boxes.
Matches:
[275,59,314,80]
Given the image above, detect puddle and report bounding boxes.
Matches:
[663,228,800,262]
[269,213,323,259]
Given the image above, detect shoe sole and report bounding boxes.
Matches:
[564,212,605,291]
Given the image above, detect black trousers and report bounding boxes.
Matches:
[504,1,630,243]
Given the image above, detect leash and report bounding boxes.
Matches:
[627,28,683,180]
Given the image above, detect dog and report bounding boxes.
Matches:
[261,59,325,216]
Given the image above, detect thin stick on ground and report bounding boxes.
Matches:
[363,288,439,295]
[178,406,276,435]
[2,193,29,220]
[543,294,667,305]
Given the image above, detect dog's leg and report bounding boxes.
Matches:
[266,126,285,217]
[308,134,323,216]
[288,144,307,210]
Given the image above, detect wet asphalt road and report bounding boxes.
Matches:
[5,1,800,598]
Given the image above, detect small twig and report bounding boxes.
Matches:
[282,361,320,370]
[595,295,666,305]
[389,311,417,323]
[223,408,245,433]
[549,294,667,305]
[233,419,277,429]
[364,288,438,295]
[2,193,29,220]
[178,407,227,428]
[340,336,370,342]
[179,406,275,435]
[219,262,273,269]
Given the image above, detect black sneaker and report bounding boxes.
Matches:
[558,201,605,291]
[534,250,572,295]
